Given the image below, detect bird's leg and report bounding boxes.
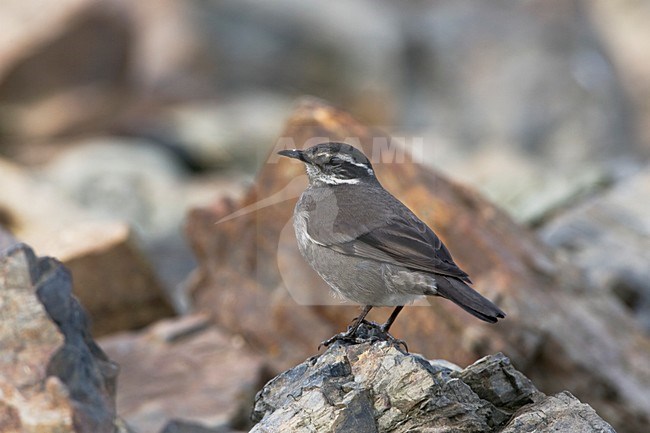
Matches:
[319,305,373,348]
[349,305,373,333]
[376,306,408,352]
[380,306,404,333]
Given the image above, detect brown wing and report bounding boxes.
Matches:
[303,185,471,282]
[328,214,471,282]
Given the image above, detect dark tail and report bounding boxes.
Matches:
[434,277,506,323]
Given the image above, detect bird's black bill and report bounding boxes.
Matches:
[277,149,306,161]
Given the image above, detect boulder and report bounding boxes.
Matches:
[185,97,650,433]
[99,314,266,433]
[0,157,175,335]
[0,242,127,432]
[540,165,650,331]
[251,337,615,432]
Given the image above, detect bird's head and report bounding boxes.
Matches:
[278,142,377,186]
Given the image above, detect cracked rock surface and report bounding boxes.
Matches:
[251,335,615,433]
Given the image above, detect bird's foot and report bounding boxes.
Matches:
[319,321,408,352]
[318,330,358,349]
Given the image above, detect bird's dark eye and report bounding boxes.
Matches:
[330,157,344,166]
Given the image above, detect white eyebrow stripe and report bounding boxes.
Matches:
[336,153,369,168]
[320,174,360,185]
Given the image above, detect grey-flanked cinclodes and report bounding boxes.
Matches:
[278,142,505,347]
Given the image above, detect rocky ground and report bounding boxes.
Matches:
[2,1,650,433]
[252,333,614,433]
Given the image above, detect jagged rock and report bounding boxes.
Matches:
[0,243,126,433]
[99,314,266,433]
[251,337,615,432]
[540,165,650,331]
[0,156,175,335]
[186,97,650,433]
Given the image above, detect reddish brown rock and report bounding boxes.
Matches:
[186,97,650,433]
[99,313,266,433]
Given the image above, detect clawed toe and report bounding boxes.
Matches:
[318,331,356,349]
[318,321,409,352]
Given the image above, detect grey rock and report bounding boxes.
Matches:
[455,353,537,413]
[251,334,615,432]
[161,420,244,433]
[40,137,189,241]
[501,392,615,433]
[398,0,638,165]
[156,94,293,171]
[540,165,650,331]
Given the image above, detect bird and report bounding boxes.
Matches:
[278,142,505,346]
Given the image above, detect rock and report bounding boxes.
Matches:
[160,420,244,433]
[0,227,17,251]
[184,0,401,124]
[540,165,650,331]
[0,156,175,335]
[0,243,126,432]
[40,137,189,241]
[500,391,616,433]
[587,0,650,149]
[251,338,614,432]
[50,221,175,336]
[116,94,293,171]
[435,148,616,226]
[99,314,266,433]
[0,0,131,142]
[391,0,644,226]
[185,97,650,433]
[396,0,640,166]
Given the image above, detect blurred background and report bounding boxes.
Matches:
[1,0,650,432]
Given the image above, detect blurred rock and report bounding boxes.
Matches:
[187,0,401,124]
[251,339,614,432]
[49,221,175,336]
[0,227,17,251]
[0,156,175,335]
[0,243,126,433]
[124,0,216,100]
[99,313,266,433]
[186,97,650,433]
[161,421,244,433]
[41,137,188,240]
[540,164,650,331]
[588,0,650,150]
[435,148,616,226]
[115,93,293,172]
[397,0,640,166]
[39,136,247,309]
[0,0,131,142]
[391,0,647,229]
